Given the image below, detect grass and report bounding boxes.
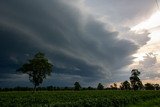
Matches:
[0,90,160,107]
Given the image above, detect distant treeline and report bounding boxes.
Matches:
[0,86,112,91]
[0,82,159,91]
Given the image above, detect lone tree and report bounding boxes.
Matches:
[97,83,104,90]
[74,82,81,91]
[130,69,143,90]
[17,52,53,91]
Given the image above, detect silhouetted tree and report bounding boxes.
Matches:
[17,52,53,92]
[120,81,131,90]
[110,83,118,90]
[113,83,118,89]
[87,86,94,90]
[74,82,81,91]
[130,69,143,90]
[154,84,159,90]
[97,83,104,90]
[144,83,155,90]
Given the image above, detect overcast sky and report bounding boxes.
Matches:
[0,0,160,87]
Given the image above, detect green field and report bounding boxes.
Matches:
[0,90,160,107]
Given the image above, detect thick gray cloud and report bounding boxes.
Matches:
[130,52,160,81]
[85,0,157,25]
[0,0,139,87]
[119,28,150,46]
[84,0,152,49]
[138,53,160,80]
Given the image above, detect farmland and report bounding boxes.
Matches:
[0,90,160,107]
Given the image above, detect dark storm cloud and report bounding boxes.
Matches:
[120,29,150,46]
[0,0,139,87]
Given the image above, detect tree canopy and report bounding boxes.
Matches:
[74,82,81,91]
[144,83,155,90]
[130,69,143,90]
[97,83,104,90]
[120,81,131,90]
[17,52,53,91]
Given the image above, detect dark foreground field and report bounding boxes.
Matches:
[0,90,160,107]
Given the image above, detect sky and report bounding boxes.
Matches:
[0,0,160,88]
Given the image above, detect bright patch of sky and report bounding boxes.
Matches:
[131,11,160,62]
[84,0,160,83]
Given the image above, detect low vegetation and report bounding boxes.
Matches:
[0,90,160,107]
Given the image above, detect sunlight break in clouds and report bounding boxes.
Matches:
[131,11,160,31]
[131,10,160,83]
[131,11,160,62]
